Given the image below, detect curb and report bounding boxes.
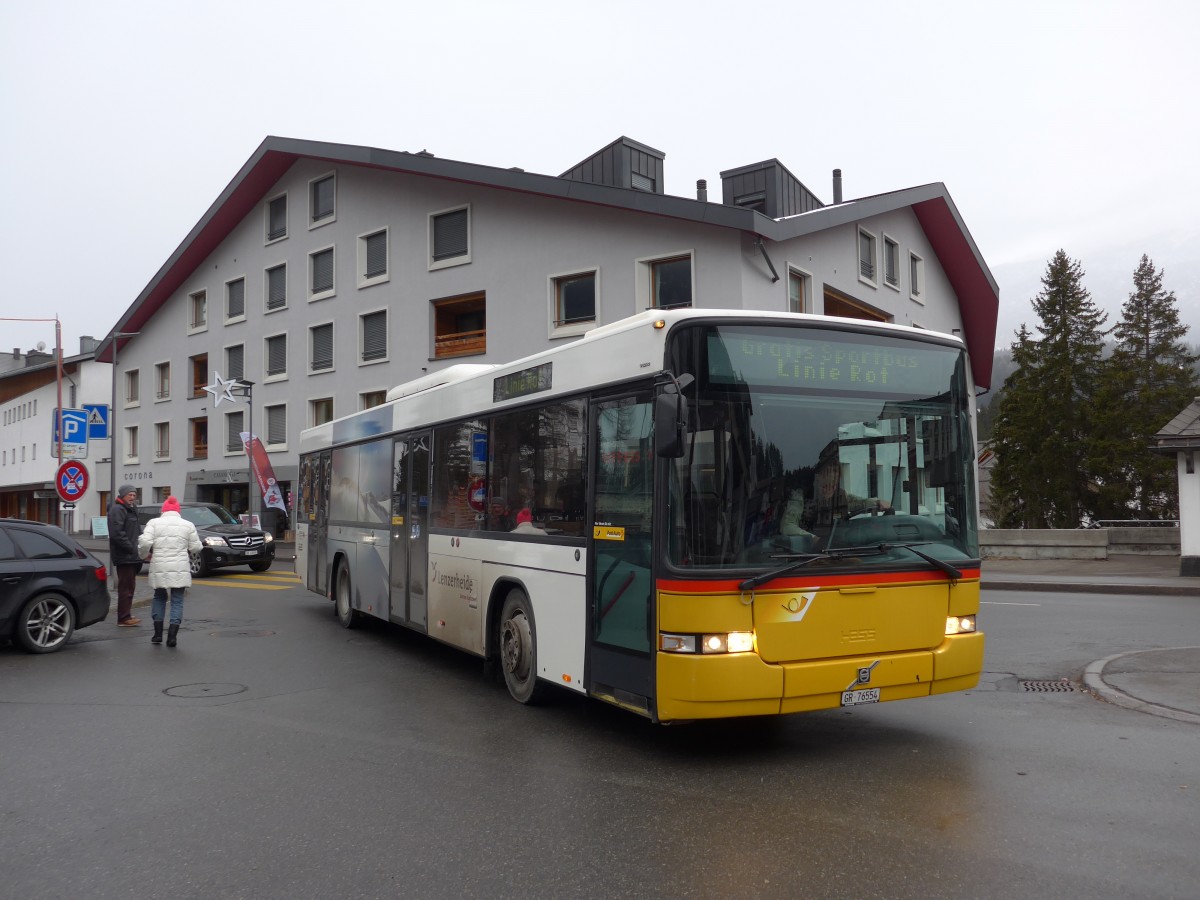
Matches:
[984,579,1200,597]
[1083,649,1200,725]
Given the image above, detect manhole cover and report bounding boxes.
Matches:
[208,629,276,638]
[1020,680,1076,693]
[164,683,249,698]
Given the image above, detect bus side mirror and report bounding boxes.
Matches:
[655,391,688,458]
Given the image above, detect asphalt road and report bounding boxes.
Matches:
[1,575,1197,899]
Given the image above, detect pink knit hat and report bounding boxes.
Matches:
[162,496,181,513]
[516,508,532,525]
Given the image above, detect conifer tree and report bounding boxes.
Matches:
[989,251,1108,527]
[1090,255,1198,519]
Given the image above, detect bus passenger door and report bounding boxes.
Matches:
[390,432,430,630]
[309,450,331,595]
[588,394,656,715]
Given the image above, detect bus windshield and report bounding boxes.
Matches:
[666,323,978,572]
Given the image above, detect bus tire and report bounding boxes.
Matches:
[334,562,359,629]
[498,588,549,704]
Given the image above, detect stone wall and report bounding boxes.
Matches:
[981,528,1180,560]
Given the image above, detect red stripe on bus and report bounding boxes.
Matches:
[656,569,981,593]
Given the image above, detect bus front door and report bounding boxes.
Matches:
[588,394,655,716]
[310,450,331,595]
[390,432,430,630]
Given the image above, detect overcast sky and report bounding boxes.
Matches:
[4,0,1198,358]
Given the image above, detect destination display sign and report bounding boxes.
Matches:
[706,329,958,396]
[493,362,552,403]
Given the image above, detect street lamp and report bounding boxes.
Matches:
[232,379,255,525]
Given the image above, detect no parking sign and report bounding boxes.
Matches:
[55,460,89,502]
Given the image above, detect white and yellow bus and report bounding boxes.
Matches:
[296,309,984,722]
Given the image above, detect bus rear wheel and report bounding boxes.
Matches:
[334,563,359,629]
[498,589,548,704]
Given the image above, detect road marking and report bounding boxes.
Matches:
[981,600,1041,606]
[199,580,296,591]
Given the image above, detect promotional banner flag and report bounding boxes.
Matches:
[239,432,288,514]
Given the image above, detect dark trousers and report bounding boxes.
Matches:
[115,564,139,620]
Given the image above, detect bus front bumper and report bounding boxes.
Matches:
[654,631,985,721]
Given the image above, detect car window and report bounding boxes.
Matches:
[0,528,17,561]
[10,528,75,560]
[181,507,227,527]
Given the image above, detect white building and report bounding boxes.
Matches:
[0,338,114,529]
[98,135,999,535]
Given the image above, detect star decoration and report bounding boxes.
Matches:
[203,371,241,407]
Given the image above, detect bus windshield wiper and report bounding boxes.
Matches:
[738,542,962,592]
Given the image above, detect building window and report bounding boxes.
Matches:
[310,323,334,373]
[154,422,170,460]
[788,268,812,313]
[125,426,138,462]
[650,255,692,309]
[311,398,334,427]
[225,410,244,453]
[190,353,208,398]
[433,292,486,359]
[226,277,246,321]
[551,270,597,334]
[310,246,335,300]
[265,334,287,380]
[189,290,207,331]
[190,417,208,460]
[225,344,244,381]
[310,173,335,226]
[430,206,470,269]
[125,369,139,405]
[359,229,388,285]
[858,228,877,284]
[910,252,925,303]
[155,362,170,400]
[266,263,287,311]
[883,236,900,289]
[360,390,386,410]
[265,404,287,447]
[267,193,287,242]
[360,310,387,363]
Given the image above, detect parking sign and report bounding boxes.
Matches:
[51,408,89,458]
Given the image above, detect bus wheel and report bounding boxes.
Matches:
[498,589,548,704]
[335,563,358,629]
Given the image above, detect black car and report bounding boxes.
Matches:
[137,502,275,577]
[0,518,110,653]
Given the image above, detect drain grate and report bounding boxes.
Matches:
[1021,680,1077,693]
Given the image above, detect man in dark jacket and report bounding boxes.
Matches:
[108,485,143,626]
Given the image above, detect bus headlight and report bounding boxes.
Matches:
[946,615,977,635]
[660,632,754,653]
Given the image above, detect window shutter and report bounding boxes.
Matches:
[227,412,244,451]
[311,324,333,370]
[312,177,334,222]
[312,249,334,293]
[361,311,387,361]
[267,335,287,376]
[227,279,245,318]
[433,209,468,260]
[268,196,287,240]
[226,345,244,381]
[267,406,287,444]
[365,232,387,278]
[267,266,287,309]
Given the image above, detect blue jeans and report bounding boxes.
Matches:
[151,587,185,625]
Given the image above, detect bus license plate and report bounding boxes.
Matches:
[841,688,880,707]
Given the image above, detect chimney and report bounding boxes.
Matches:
[79,335,99,355]
[833,168,843,204]
[696,179,707,202]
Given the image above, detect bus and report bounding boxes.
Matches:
[295,309,984,722]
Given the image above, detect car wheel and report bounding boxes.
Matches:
[15,593,75,654]
[190,550,210,578]
[248,560,272,573]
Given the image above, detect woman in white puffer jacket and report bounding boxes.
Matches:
[138,496,202,647]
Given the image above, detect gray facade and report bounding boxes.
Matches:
[99,136,999,535]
